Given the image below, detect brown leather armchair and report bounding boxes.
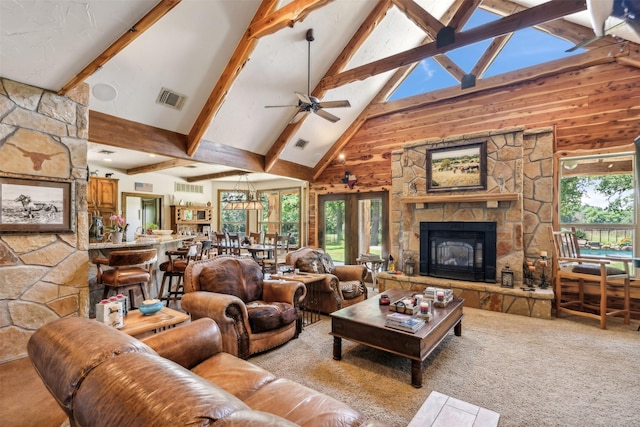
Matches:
[182,256,306,359]
[286,247,367,314]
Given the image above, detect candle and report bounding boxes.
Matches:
[540,260,547,266]
[526,261,533,266]
[529,266,535,271]
[540,251,548,257]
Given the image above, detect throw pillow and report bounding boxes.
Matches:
[572,264,626,276]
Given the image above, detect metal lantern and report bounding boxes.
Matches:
[404,259,415,276]
[501,264,514,288]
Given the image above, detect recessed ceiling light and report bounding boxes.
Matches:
[92,83,118,101]
[104,158,112,162]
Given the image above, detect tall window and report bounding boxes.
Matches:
[218,190,247,233]
[559,153,636,271]
[259,188,300,246]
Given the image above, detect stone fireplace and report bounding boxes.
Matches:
[420,221,497,282]
[387,126,555,312]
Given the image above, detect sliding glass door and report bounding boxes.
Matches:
[318,192,388,265]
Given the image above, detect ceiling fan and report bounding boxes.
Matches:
[566,0,640,52]
[265,28,351,123]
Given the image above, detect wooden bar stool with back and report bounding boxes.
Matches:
[93,248,158,309]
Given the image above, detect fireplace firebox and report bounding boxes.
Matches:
[420,222,496,282]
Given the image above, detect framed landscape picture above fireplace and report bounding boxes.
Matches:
[426,141,487,193]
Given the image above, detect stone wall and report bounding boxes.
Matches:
[391,126,554,288]
[0,79,89,363]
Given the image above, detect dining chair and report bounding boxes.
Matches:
[549,226,630,329]
[249,231,262,245]
[214,231,228,255]
[226,232,242,256]
[261,232,290,273]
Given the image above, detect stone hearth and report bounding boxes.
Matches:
[378,272,553,319]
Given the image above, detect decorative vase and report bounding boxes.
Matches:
[89,217,104,240]
[111,232,123,244]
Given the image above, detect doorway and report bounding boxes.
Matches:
[318,191,388,264]
[121,192,164,241]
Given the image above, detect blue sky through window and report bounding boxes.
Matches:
[388,9,585,101]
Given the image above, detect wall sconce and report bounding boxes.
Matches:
[338,153,346,164]
[341,171,357,189]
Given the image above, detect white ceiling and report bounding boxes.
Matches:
[2,0,637,183]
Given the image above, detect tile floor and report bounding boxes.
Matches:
[407,391,500,427]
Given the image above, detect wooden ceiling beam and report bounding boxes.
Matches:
[127,158,196,175]
[248,0,333,39]
[263,0,393,172]
[446,0,482,30]
[319,0,587,90]
[433,54,466,81]
[391,0,443,38]
[57,0,181,95]
[186,0,279,158]
[89,111,314,182]
[470,33,513,78]
[186,170,251,183]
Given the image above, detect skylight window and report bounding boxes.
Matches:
[388,8,585,101]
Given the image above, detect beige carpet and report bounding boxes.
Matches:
[250,309,640,427]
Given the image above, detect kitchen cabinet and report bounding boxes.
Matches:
[88,177,119,226]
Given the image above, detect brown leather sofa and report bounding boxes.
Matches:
[182,256,306,359]
[286,247,368,313]
[28,317,375,426]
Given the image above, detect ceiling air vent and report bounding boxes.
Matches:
[156,87,187,111]
[294,138,309,149]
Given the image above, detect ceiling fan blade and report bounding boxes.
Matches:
[317,100,351,109]
[315,109,340,123]
[265,104,298,108]
[295,92,312,104]
[290,110,309,124]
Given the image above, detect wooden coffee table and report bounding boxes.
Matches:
[119,307,190,337]
[331,288,463,388]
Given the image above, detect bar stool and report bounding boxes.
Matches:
[214,231,228,255]
[93,249,157,309]
[158,244,198,307]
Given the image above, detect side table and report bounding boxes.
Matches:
[271,273,326,327]
[118,307,190,337]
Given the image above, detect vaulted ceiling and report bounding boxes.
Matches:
[2,0,639,182]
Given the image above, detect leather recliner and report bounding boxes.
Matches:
[182,256,306,359]
[286,247,368,313]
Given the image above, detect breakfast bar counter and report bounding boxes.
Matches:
[88,235,195,316]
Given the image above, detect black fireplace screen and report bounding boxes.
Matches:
[420,222,496,282]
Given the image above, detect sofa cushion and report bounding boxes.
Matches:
[296,250,335,274]
[245,378,367,426]
[199,257,263,302]
[571,264,626,276]
[246,301,297,333]
[192,352,277,401]
[340,280,364,300]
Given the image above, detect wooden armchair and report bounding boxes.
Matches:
[181,257,306,359]
[549,227,630,329]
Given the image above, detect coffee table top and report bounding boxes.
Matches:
[119,307,190,336]
[271,272,326,284]
[331,288,463,338]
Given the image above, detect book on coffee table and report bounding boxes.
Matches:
[385,312,426,333]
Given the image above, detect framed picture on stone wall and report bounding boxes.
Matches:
[0,176,73,233]
[426,141,487,193]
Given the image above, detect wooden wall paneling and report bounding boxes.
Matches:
[314,61,640,187]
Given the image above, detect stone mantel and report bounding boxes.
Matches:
[401,192,520,205]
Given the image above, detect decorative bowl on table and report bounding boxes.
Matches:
[139,299,163,315]
[151,229,173,236]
